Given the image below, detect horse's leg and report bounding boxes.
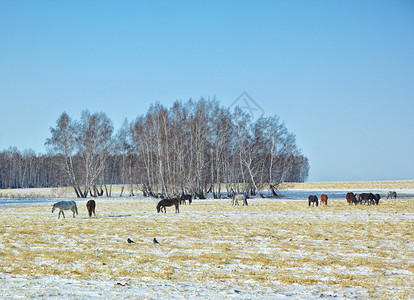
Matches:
[72,208,76,218]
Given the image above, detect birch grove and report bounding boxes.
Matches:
[0,99,309,197]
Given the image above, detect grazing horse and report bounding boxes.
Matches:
[308,195,318,207]
[86,199,96,217]
[52,201,78,219]
[355,193,362,205]
[232,194,248,206]
[386,191,397,199]
[320,194,328,206]
[360,193,376,205]
[374,193,380,205]
[180,194,192,205]
[346,192,356,205]
[156,198,180,213]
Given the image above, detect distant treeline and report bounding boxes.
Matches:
[0,98,309,198]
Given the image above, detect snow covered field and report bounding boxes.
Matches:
[1,187,413,299]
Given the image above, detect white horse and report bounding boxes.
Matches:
[52,201,78,219]
[386,191,397,199]
[232,194,248,206]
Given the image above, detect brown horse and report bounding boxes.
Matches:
[346,192,356,205]
[86,199,96,217]
[157,198,180,213]
[320,194,328,206]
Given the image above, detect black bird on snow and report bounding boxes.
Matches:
[153,238,160,244]
[127,238,135,244]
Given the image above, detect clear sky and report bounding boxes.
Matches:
[1,1,413,182]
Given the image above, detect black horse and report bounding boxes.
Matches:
[180,194,192,205]
[373,193,380,205]
[360,193,376,205]
[156,198,180,213]
[308,195,318,207]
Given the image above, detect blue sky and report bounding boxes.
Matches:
[1,1,413,182]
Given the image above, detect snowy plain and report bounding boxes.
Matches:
[1,187,413,299]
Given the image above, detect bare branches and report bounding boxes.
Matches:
[2,99,309,197]
[131,99,309,199]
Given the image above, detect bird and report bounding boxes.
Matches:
[153,238,160,244]
[127,238,135,244]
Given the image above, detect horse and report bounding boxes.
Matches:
[346,192,356,205]
[180,194,192,205]
[156,198,180,213]
[360,193,376,205]
[232,194,248,206]
[320,194,328,206]
[386,191,397,199]
[86,199,96,217]
[308,195,318,207]
[52,201,78,219]
[355,193,362,204]
[374,193,380,205]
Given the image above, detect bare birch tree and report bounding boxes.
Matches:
[45,112,83,197]
[75,110,114,197]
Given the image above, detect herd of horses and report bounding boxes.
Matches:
[308,194,328,207]
[51,199,95,219]
[51,192,249,218]
[346,192,381,205]
[308,191,397,207]
[51,190,399,218]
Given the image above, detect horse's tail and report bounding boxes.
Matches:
[74,202,78,215]
[86,200,91,217]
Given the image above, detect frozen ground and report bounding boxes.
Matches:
[0,188,413,299]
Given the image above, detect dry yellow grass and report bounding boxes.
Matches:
[0,192,413,298]
[279,180,414,190]
[0,185,141,198]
